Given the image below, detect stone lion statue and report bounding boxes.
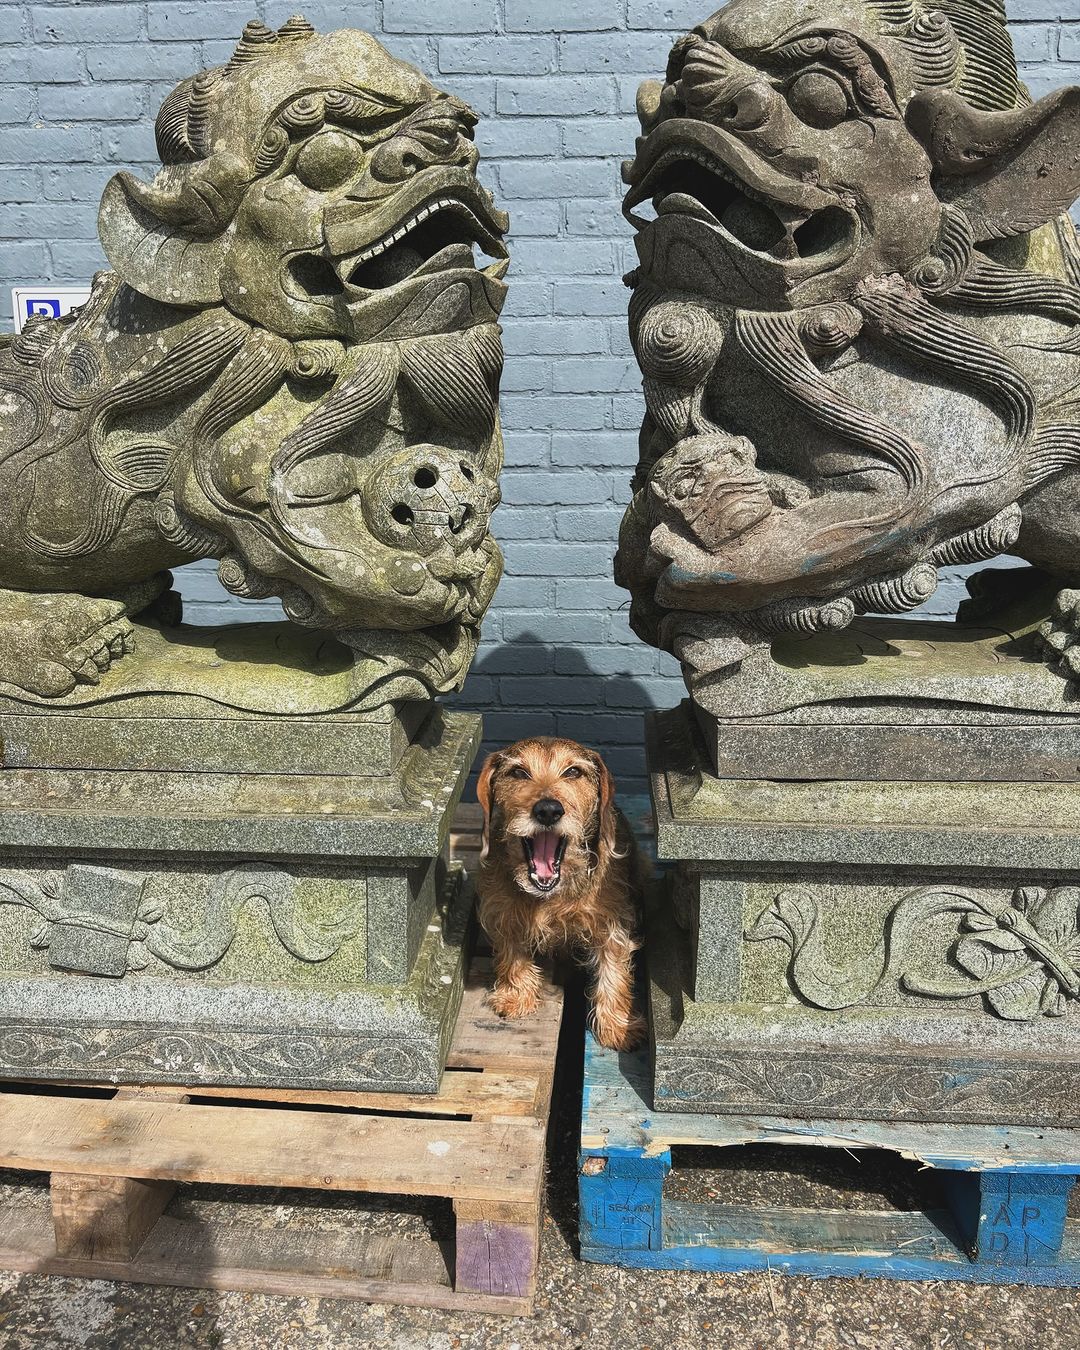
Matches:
[0,17,508,702]
[614,0,1080,694]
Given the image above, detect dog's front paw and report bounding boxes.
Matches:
[488,985,540,1020]
[594,1013,648,1052]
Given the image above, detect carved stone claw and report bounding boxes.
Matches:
[0,593,137,697]
[1037,589,1080,674]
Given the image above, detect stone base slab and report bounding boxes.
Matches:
[648,918,1080,1127]
[697,700,1080,784]
[0,620,429,777]
[691,570,1080,782]
[647,702,1080,1126]
[0,708,482,1093]
[0,865,471,1093]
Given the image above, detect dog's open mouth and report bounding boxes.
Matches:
[522,832,568,893]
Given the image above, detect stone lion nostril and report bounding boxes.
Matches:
[531,798,565,827]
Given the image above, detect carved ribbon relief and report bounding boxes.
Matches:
[0,863,359,978]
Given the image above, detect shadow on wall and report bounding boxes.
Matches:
[449,629,672,807]
[172,562,679,807]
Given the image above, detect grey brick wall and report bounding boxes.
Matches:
[1,0,1077,793]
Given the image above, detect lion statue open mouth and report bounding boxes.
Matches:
[0,17,509,703]
[614,0,1080,698]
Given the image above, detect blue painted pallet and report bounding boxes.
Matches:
[578,1034,1080,1284]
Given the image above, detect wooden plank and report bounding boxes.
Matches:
[581,1036,1080,1170]
[667,1200,963,1260]
[51,1174,175,1262]
[50,1083,188,1261]
[181,1071,541,1119]
[114,1087,190,1104]
[0,1094,543,1203]
[450,962,563,1073]
[581,1204,1080,1284]
[454,1199,538,1301]
[0,1208,532,1316]
[453,804,484,830]
[449,803,482,872]
[580,1202,1080,1285]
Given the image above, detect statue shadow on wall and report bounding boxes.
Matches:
[452,628,664,795]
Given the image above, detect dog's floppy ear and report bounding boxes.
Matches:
[476,751,503,861]
[587,750,618,865]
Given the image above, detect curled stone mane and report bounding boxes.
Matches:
[0,17,510,708]
[867,0,1025,109]
[614,0,1080,701]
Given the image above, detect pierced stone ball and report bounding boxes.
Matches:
[364,446,496,555]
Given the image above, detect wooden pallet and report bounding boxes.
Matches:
[0,958,562,1316]
[579,1034,1080,1285]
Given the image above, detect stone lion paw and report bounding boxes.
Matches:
[1037,589,1080,678]
[0,593,137,697]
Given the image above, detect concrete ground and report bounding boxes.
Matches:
[0,987,1077,1350]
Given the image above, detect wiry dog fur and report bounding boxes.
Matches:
[476,736,646,1051]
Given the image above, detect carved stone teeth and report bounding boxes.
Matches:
[346,197,486,271]
[646,146,775,214]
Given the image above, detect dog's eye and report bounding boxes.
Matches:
[562,766,584,779]
[507,766,531,780]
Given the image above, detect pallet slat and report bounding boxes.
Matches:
[0,1095,543,1203]
[50,1083,188,1261]
[666,1200,963,1260]
[581,1033,1080,1171]
[0,1210,528,1316]
[181,1070,543,1120]
[450,960,564,1072]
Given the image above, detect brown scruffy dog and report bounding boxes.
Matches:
[476,736,647,1052]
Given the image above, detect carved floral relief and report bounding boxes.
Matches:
[748,883,1080,1021]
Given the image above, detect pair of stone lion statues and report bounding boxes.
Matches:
[2,2,1079,707]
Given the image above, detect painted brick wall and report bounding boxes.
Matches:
[1,0,1077,793]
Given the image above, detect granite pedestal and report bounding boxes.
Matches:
[692,572,1080,784]
[647,698,1080,1127]
[0,619,479,1094]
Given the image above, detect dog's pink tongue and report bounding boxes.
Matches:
[532,831,559,881]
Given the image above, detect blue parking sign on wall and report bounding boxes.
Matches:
[10,286,92,334]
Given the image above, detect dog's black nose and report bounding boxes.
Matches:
[531,798,564,827]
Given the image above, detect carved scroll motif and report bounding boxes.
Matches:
[0,864,359,977]
[747,883,1080,1020]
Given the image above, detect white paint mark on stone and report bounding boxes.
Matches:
[428,1140,451,1157]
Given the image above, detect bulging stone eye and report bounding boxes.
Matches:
[294,129,362,191]
[786,70,851,129]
